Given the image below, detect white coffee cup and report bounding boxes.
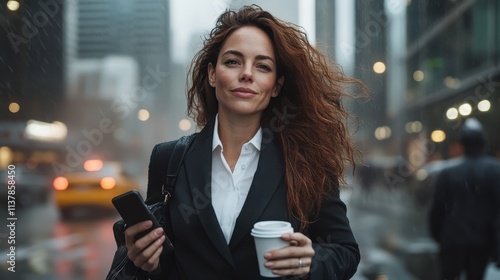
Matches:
[251,221,294,278]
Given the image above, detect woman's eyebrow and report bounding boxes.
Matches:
[221,50,275,64]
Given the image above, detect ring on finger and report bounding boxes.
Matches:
[297,257,303,268]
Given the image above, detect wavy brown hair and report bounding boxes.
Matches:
[187,5,366,229]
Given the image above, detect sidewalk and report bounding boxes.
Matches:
[343,185,500,280]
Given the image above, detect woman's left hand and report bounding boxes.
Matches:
[263,232,315,277]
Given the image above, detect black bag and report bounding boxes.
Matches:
[106,134,195,280]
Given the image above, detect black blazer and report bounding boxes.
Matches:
[145,119,360,280]
[429,156,500,249]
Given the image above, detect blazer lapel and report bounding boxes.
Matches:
[183,119,236,267]
[229,136,285,248]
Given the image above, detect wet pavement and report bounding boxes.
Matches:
[0,198,118,280]
[344,185,500,280]
[1,182,499,279]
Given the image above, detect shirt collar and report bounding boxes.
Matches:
[212,114,262,152]
[212,115,223,152]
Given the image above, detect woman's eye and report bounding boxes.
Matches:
[258,64,271,71]
[224,59,238,65]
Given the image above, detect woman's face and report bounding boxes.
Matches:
[208,26,283,121]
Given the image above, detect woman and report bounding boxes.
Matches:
[124,5,364,279]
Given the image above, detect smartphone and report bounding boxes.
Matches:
[112,190,173,252]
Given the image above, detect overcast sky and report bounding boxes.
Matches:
[169,0,315,64]
[169,0,221,63]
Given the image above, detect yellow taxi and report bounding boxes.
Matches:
[53,159,140,216]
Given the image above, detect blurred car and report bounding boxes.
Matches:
[0,165,54,208]
[53,160,140,217]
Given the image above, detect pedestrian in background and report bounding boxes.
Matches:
[429,118,500,280]
[120,5,366,279]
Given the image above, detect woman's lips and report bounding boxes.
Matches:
[230,87,257,98]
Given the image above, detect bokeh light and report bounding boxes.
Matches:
[53,177,69,191]
[100,177,116,190]
[413,70,424,81]
[9,102,20,113]
[373,61,386,74]
[375,126,391,140]
[179,119,192,132]
[7,0,20,11]
[431,130,446,143]
[446,107,458,120]
[138,109,150,121]
[458,103,472,116]
[477,100,491,112]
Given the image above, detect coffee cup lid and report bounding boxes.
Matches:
[251,221,293,238]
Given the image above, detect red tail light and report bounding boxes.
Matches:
[100,177,116,190]
[53,177,68,191]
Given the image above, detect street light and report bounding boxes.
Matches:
[6,0,20,11]
[477,100,491,112]
[458,103,472,116]
[446,107,458,120]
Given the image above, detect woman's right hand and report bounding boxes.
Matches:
[124,220,165,272]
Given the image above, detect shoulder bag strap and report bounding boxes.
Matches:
[162,133,196,202]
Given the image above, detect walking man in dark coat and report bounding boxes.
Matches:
[429,118,500,280]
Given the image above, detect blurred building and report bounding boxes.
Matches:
[63,0,171,177]
[0,0,66,170]
[316,2,499,279]
[0,0,64,123]
[403,0,500,162]
[316,0,500,182]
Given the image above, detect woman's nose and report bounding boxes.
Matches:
[239,66,253,82]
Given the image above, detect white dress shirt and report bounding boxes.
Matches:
[211,115,261,244]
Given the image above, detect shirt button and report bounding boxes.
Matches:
[244,146,249,151]
[241,164,246,170]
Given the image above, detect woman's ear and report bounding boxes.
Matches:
[208,63,215,87]
[272,76,284,97]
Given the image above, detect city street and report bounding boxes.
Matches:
[0,198,117,280]
[1,0,499,279]
[345,185,500,280]
[0,186,499,279]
